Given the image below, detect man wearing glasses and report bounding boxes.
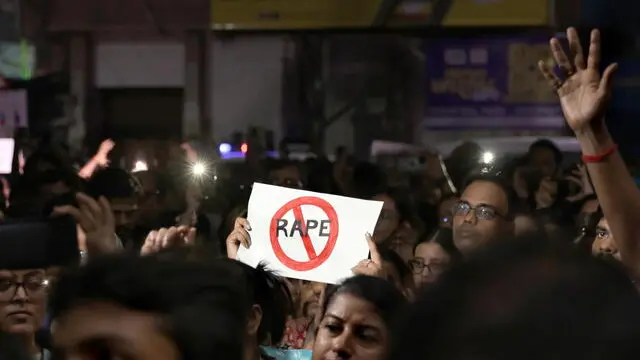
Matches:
[452,174,515,256]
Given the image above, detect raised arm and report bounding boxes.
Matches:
[539,28,640,274]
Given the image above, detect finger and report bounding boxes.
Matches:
[538,60,563,90]
[599,63,618,95]
[163,227,178,247]
[141,231,157,255]
[587,29,601,70]
[78,201,97,228]
[567,27,586,70]
[235,217,251,231]
[185,227,197,245]
[53,205,92,231]
[98,196,115,229]
[76,193,103,221]
[237,228,251,248]
[366,233,382,266]
[550,37,573,75]
[156,228,168,247]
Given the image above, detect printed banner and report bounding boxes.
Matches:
[423,36,564,129]
[237,183,383,284]
[211,0,551,30]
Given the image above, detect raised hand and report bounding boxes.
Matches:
[351,233,386,279]
[140,226,196,256]
[538,28,617,133]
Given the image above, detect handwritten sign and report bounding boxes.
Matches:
[0,89,27,137]
[238,183,383,284]
[424,36,563,129]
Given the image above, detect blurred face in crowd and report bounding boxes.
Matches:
[313,293,388,360]
[410,242,452,288]
[0,269,47,335]
[372,194,400,244]
[592,218,621,262]
[268,165,302,189]
[438,196,458,228]
[299,281,325,319]
[110,197,139,230]
[52,302,180,360]
[453,180,511,256]
[529,146,558,178]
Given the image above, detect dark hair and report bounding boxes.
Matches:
[528,138,563,166]
[415,227,462,264]
[266,158,299,174]
[86,167,142,200]
[389,233,640,360]
[378,247,411,281]
[49,253,249,360]
[462,173,518,218]
[152,246,292,345]
[321,275,407,329]
[225,260,293,345]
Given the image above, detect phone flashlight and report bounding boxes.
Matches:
[191,162,207,177]
[132,160,148,173]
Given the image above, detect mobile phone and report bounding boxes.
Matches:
[0,216,79,270]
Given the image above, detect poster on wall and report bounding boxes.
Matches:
[211,0,550,30]
[0,89,27,137]
[423,36,565,130]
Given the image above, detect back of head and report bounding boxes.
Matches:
[86,167,142,200]
[388,234,640,360]
[49,253,249,360]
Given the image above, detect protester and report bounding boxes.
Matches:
[311,275,407,360]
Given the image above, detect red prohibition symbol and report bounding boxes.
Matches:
[269,196,339,272]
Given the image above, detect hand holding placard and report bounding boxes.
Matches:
[226,217,251,259]
[351,233,386,279]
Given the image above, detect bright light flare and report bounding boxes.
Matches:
[132,160,148,173]
[240,143,248,153]
[481,152,495,164]
[218,143,231,154]
[191,162,207,177]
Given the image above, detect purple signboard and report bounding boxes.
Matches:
[424,36,564,129]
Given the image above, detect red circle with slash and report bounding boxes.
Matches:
[270,196,339,271]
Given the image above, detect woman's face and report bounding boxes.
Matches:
[410,242,451,289]
[312,293,388,360]
[0,269,47,335]
[372,194,400,243]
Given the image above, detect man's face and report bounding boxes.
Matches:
[52,302,180,360]
[592,218,621,262]
[453,180,510,256]
[268,166,302,189]
[110,197,138,229]
[0,269,47,334]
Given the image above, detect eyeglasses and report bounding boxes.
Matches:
[0,275,48,300]
[408,259,448,275]
[453,201,504,221]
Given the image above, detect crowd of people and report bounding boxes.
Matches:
[1,27,640,360]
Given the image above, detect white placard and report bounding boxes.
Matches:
[0,89,27,138]
[238,183,383,284]
[0,138,15,174]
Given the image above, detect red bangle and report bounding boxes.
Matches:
[582,143,618,163]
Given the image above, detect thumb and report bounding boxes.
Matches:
[599,62,618,94]
[366,233,382,266]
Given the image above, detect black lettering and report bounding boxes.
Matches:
[305,220,318,235]
[276,219,288,237]
[319,220,331,237]
[290,219,303,237]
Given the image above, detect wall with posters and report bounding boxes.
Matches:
[422,35,564,131]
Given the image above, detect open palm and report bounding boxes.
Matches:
[538,28,617,133]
